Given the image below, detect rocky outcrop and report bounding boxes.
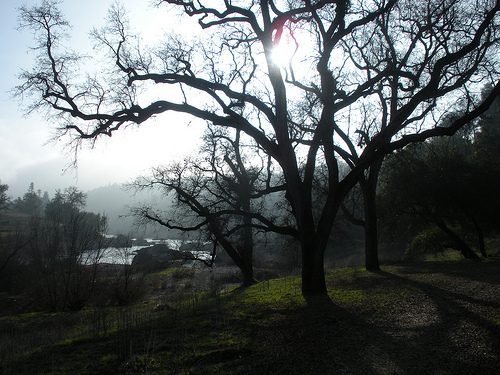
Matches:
[131,244,193,270]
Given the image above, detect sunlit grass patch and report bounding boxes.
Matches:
[423,250,464,261]
[325,267,403,309]
[327,266,358,277]
[325,266,370,284]
[328,288,398,307]
[223,276,303,308]
[154,266,199,277]
[330,288,374,303]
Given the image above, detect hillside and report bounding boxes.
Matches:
[1,259,499,374]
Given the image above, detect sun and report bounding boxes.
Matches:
[270,27,298,68]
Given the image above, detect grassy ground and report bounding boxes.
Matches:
[1,258,499,374]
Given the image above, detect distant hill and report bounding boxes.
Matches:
[85,184,172,237]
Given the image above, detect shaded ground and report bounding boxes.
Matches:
[1,259,499,374]
[254,261,500,374]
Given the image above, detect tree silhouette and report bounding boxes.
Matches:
[13,183,45,216]
[131,127,287,286]
[0,181,9,210]
[16,0,500,298]
[27,187,108,310]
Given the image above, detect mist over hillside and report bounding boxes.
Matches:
[85,183,172,237]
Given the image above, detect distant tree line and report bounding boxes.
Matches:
[0,185,133,312]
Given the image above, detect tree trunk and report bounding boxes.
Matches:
[362,181,380,271]
[470,216,488,258]
[240,261,257,287]
[301,236,327,298]
[240,192,257,287]
[361,159,383,271]
[434,219,480,260]
[207,213,257,287]
[219,239,257,287]
[240,214,257,287]
[240,242,257,287]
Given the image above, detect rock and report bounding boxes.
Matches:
[132,244,193,270]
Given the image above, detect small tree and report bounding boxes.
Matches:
[27,187,108,310]
[132,127,288,287]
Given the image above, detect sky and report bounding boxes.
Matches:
[0,0,204,198]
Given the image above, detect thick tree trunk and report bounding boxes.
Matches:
[240,260,257,287]
[240,216,257,287]
[212,225,256,287]
[301,238,327,298]
[221,243,256,287]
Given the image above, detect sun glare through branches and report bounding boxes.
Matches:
[270,26,298,68]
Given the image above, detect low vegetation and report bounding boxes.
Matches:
[1,257,499,375]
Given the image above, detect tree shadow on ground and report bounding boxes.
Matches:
[241,261,500,374]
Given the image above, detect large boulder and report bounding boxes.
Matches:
[132,244,192,270]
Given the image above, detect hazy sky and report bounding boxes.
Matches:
[0,0,204,198]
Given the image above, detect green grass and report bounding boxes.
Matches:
[0,274,305,374]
